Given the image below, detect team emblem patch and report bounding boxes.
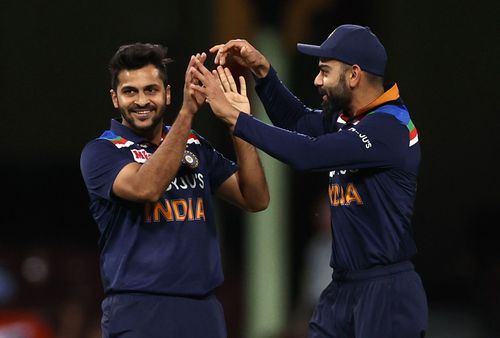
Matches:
[182,150,199,169]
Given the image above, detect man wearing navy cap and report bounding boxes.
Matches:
[190,24,428,338]
[80,43,269,338]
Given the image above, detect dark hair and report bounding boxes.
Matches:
[109,43,173,89]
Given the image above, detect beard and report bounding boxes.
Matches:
[119,103,166,135]
[320,72,353,121]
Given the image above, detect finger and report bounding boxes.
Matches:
[189,83,207,96]
[199,52,207,64]
[240,45,249,58]
[185,55,195,75]
[239,76,247,97]
[193,57,213,77]
[217,66,231,92]
[213,40,246,65]
[213,70,225,92]
[189,65,206,85]
[209,44,224,53]
[210,45,225,65]
[224,68,238,93]
[185,55,197,84]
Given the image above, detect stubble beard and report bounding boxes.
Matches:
[321,73,353,120]
[119,104,166,136]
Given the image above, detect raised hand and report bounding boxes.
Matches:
[209,39,270,78]
[181,53,207,115]
[189,58,242,129]
[216,66,249,114]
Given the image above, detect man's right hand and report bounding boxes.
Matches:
[210,39,270,79]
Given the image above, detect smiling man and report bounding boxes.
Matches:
[191,24,428,338]
[79,43,269,338]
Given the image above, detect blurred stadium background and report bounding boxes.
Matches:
[0,0,499,337]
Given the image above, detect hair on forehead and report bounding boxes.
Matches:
[109,42,173,89]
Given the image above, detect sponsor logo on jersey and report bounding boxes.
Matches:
[166,173,205,191]
[131,149,152,163]
[348,127,372,149]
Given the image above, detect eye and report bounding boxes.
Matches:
[122,88,137,95]
[145,86,160,94]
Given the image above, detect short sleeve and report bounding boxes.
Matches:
[80,139,133,200]
[204,143,238,193]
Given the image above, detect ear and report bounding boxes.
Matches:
[110,89,119,108]
[348,65,362,88]
[165,85,171,105]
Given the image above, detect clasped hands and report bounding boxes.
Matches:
[188,49,250,130]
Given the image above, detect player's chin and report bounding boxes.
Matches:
[128,115,153,129]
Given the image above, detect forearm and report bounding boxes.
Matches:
[232,135,269,211]
[233,112,374,172]
[132,109,194,201]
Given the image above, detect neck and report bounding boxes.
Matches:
[123,120,164,145]
[147,123,164,145]
[352,85,385,117]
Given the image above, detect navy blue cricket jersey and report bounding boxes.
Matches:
[234,67,420,272]
[80,119,237,296]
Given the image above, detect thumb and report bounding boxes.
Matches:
[240,46,249,57]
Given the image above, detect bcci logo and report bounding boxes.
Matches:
[182,150,199,169]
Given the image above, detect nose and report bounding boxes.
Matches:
[314,72,323,87]
[135,91,150,106]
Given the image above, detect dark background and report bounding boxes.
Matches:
[1,0,499,337]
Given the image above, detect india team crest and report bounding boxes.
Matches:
[182,150,199,169]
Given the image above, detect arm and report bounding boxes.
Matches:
[233,112,406,172]
[217,136,269,212]
[112,54,207,203]
[191,64,269,211]
[190,58,387,172]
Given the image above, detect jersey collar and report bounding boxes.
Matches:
[356,83,400,116]
[109,118,169,145]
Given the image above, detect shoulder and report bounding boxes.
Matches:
[363,104,419,148]
[368,104,412,126]
[83,130,134,151]
[187,129,216,150]
[81,130,134,165]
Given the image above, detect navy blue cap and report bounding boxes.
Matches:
[297,24,387,76]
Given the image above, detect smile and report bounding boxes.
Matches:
[133,109,154,115]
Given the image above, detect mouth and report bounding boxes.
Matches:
[131,109,155,119]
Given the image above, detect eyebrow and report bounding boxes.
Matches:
[318,64,331,72]
[144,84,161,90]
[120,85,137,92]
[120,84,161,91]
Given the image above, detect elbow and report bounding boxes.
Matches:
[133,187,164,204]
[142,193,163,204]
[246,192,270,212]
